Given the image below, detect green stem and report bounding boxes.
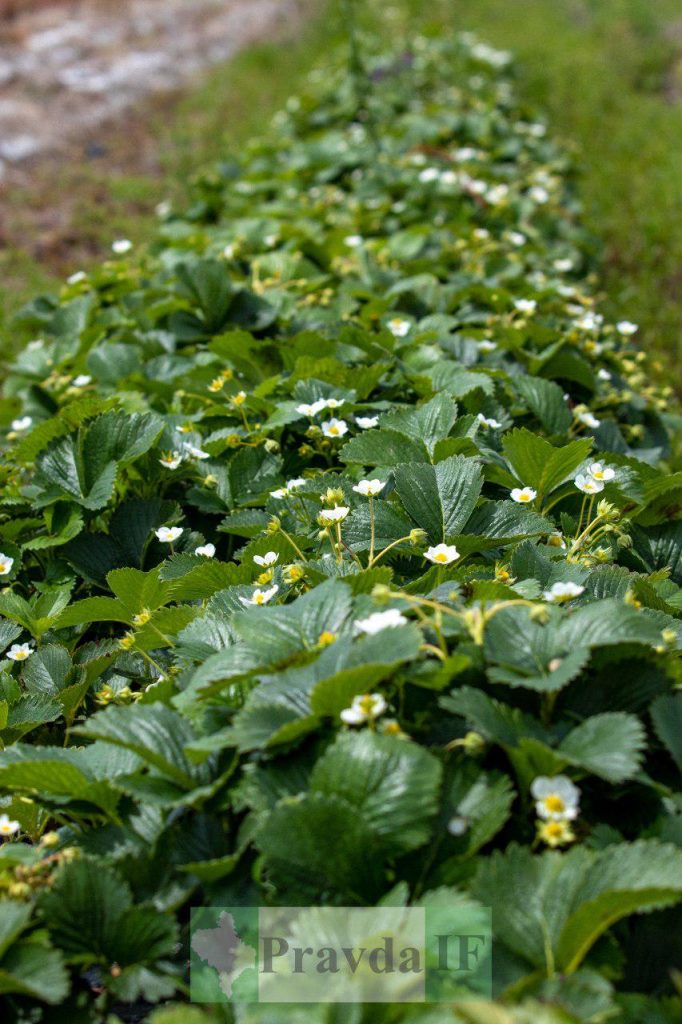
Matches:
[368,496,376,566]
[280,528,308,562]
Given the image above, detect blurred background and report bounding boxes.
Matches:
[1,0,681,370]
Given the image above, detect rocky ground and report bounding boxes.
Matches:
[0,0,304,180]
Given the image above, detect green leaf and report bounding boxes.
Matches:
[0,901,32,959]
[340,428,430,466]
[73,704,202,789]
[394,455,483,543]
[558,713,646,782]
[256,792,384,902]
[381,394,458,455]
[446,765,516,858]
[35,412,163,510]
[0,939,69,1004]
[310,730,442,855]
[555,840,682,973]
[39,856,177,966]
[106,566,177,616]
[502,429,593,501]
[514,375,572,434]
[472,840,682,975]
[0,746,119,816]
[650,693,682,771]
[55,595,131,628]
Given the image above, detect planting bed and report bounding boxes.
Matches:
[0,30,681,1024]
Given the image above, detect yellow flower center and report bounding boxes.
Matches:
[318,631,337,647]
[434,553,449,563]
[543,795,566,814]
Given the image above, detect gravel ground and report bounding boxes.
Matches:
[0,0,303,176]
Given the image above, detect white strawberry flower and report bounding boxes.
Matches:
[576,311,602,331]
[155,526,183,543]
[531,775,580,821]
[553,258,574,273]
[617,320,638,336]
[589,462,615,482]
[424,543,460,565]
[0,553,14,576]
[296,403,318,417]
[11,417,32,432]
[356,415,379,429]
[321,418,348,439]
[356,609,407,634]
[67,271,87,285]
[340,692,387,725]
[159,452,183,470]
[529,186,549,204]
[0,814,20,837]
[6,642,32,662]
[507,231,526,246]
[477,340,497,353]
[542,581,585,603]
[319,506,349,524]
[510,486,537,504]
[352,479,384,497]
[447,816,469,836]
[254,551,279,567]
[195,544,216,558]
[597,368,612,381]
[513,299,537,314]
[183,442,210,460]
[477,414,502,429]
[112,239,133,255]
[575,410,601,429]
[270,478,306,499]
[242,585,279,606]
[344,234,363,248]
[72,375,92,388]
[387,318,411,337]
[323,398,345,410]
[575,474,604,495]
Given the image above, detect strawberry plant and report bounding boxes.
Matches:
[0,28,680,1024]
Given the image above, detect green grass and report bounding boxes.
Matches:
[3,0,682,369]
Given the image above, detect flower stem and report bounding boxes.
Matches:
[368,496,376,566]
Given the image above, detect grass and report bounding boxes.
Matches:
[3,0,682,369]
